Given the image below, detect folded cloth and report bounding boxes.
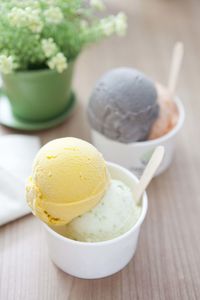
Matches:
[0,135,40,226]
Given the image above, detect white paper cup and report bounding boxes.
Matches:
[44,162,148,279]
[91,97,185,177]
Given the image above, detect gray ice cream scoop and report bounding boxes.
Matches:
[87,68,159,143]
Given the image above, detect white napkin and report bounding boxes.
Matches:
[0,134,40,225]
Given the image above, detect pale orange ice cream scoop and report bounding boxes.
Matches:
[26,137,110,225]
[148,83,179,140]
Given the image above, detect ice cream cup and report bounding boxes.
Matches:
[43,162,148,279]
[91,97,185,177]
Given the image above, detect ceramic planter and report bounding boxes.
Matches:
[1,62,74,122]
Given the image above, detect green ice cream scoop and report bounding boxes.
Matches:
[53,179,141,242]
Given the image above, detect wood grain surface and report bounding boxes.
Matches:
[1,0,200,299]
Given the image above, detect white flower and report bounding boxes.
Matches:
[8,7,27,27]
[28,16,43,33]
[44,7,64,24]
[99,13,127,37]
[8,7,43,33]
[25,8,43,33]
[114,12,127,36]
[100,16,115,36]
[42,38,57,58]
[0,55,14,74]
[48,53,68,73]
[90,0,105,11]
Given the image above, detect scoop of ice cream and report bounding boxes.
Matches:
[87,68,159,143]
[26,137,110,225]
[53,179,141,242]
[148,84,179,140]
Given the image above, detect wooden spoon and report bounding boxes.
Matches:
[168,42,184,95]
[135,146,165,205]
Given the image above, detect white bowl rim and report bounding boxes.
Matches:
[44,161,148,247]
[91,97,185,147]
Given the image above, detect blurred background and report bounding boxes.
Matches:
[1,1,200,299]
[1,0,194,144]
[74,0,193,111]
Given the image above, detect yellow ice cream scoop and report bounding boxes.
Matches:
[26,137,110,225]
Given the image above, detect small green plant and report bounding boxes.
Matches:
[0,0,127,74]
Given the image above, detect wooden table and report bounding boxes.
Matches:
[1,0,200,299]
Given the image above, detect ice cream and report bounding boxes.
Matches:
[87,68,179,143]
[26,137,110,225]
[26,137,142,243]
[87,68,159,143]
[51,179,141,242]
[149,83,179,140]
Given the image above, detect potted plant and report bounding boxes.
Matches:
[0,0,127,129]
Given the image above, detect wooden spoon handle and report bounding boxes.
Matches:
[168,42,184,95]
[135,146,165,205]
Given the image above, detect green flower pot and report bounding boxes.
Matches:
[1,62,74,122]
